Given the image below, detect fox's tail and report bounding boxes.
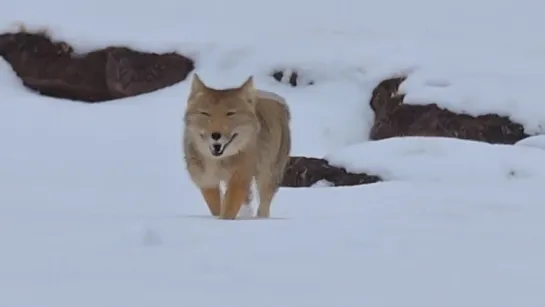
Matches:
[274,105,292,187]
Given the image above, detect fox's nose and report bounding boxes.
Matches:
[210,132,222,140]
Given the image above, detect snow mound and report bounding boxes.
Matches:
[515,135,545,151]
[326,136,545,182]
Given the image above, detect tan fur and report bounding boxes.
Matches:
[183,74,291,219]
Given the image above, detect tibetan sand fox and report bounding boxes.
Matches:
[183,74,292,220]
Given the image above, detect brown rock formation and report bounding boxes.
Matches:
[0,30,194,102]
[281,156,381,187]
[369,77,529,144]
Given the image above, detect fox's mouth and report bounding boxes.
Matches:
[210,133,238,157]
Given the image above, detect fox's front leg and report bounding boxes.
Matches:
[200,186,222,217]
[220,174,252,220]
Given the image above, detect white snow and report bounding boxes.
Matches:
[326,136,545,182]
[1,0,545,306]
[515,135,545,151]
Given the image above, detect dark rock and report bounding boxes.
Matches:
[369,77,529,144]
[281,156,381,187]
[105,47,194,98]
[272,69,314,87]
[0,30,195,102]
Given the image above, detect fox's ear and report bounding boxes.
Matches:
[239,76,255,93]
[239,76,257,105]
[189,73,206,98]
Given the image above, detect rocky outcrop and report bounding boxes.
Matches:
[272,69,314,87]
[0,30,194,102]
[281,156,381,187]
[369,77,529,144]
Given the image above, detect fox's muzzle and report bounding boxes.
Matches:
[210,133,238,157]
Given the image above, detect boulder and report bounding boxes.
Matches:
[272,69,314,87]
[0,30,194,102]
[369,77,529,144]
[281,156,381,187]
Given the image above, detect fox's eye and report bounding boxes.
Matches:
[199,112,210,116]
[226,111,236,117]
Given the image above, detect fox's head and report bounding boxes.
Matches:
[184,74,261,158]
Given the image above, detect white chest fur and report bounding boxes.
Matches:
[193,160,233,187]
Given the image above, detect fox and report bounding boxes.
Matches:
[182,74,292,220]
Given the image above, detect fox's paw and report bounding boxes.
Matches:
[217,215,237,220]
[256,208,270,219]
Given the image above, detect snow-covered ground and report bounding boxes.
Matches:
[1,0,545,306]
[326,136,545,182]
